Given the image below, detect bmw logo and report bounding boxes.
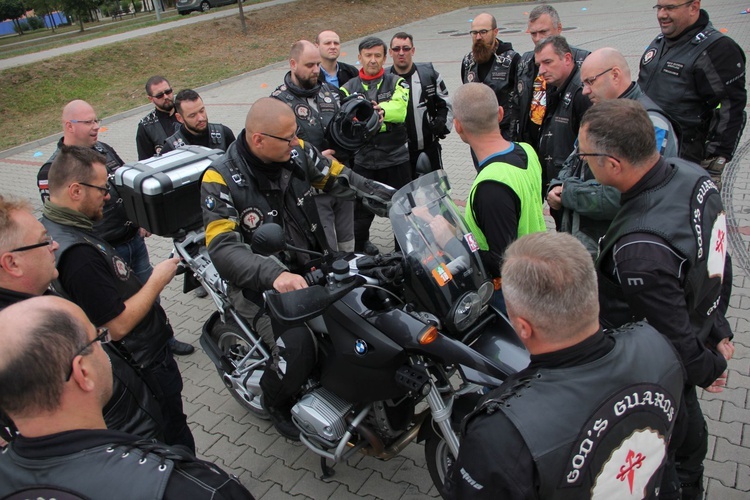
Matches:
[354,339,368,356]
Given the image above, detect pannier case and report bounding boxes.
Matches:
[115,146,223,237]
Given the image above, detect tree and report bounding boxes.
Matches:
[60,0,97,31]
[24,0,61,31]
[0,0,28,36]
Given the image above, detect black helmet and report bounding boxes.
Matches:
[327,94,381,152]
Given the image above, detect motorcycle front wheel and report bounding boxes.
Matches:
[424,429,455,499]
[213,321,269,420]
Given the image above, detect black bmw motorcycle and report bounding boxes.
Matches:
[175,170,529,495]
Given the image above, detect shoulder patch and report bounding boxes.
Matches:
[642,48,657,66]
[240,207,264,231]
[112,255,131,281]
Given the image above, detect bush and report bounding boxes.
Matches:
[27,17,45,30]
[101,5,110,16]
[120,1,129,12]
[133,0,142,12]
[13,21,29,34]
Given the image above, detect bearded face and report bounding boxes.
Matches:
[472,37,497,64]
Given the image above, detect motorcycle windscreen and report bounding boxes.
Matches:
[389,171,490,334]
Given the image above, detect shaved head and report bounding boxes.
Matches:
[290,40,318,61]
[61,100,94,123]
[453,83,500,135]
[246,97,296,134]
[584,47,630,80]
[580,47,632,104]
[473,12,497,29]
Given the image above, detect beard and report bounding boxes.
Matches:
[157,100,174,112]
[472,38,496,64]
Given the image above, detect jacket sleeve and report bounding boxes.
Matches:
[698,37,747,161]
[380,77,409,125]
[560,177,621,220]
[201,167,288,292]
[432,67,453,132]
[135,122,153,161]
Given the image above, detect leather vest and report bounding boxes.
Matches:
[466,323,683,499]
[209,141,330,272]
[516,47,589,143]
[139,109,179,157]
[596,160,726,342]
[538,67,585,181]
[392,62,447,152]
[272,74,340,151]
[342,73,410,170]
[0,441,174,499]
[41,218,172,369]
[103,343,164,440]
[638,24,723,162]
[165,123,230,152]
[39,141,137,246]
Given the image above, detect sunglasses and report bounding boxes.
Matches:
[151,88,174,99]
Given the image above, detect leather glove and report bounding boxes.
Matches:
[701,156,727,191]
[429,117,448,139]
[359,179,396,218]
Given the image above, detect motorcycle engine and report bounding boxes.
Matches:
[291,388,353,447]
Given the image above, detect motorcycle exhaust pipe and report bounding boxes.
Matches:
[358,411,427,460]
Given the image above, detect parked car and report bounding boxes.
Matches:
[177,0,238,15]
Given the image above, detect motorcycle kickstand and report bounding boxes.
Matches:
[320,457,336,479]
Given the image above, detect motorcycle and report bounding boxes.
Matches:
[174,170,530,495]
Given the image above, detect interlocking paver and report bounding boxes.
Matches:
[1,0,748,498]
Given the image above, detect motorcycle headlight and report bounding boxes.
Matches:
[478,280,494,305]
[451,291,481,332]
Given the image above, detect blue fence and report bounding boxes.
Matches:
[0,11,68,36]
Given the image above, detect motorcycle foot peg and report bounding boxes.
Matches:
[395,365,430,396]
[320,457,336,479]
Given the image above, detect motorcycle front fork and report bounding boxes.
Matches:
[425,378,461,458]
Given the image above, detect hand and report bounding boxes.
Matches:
[150,256,180,288]
[372,102,384,122]
[273,271,308,293]
[547,185,563,211]
[321,149,338,162]
[704,371,727,393]
[716,338,735,361]
[139,228,152,238]
[429,215,456,248]
[430,117,448,139]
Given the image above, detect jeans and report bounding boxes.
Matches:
[115,233,153,284]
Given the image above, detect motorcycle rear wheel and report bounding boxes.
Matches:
[424,429,455,499]
[213,321,269,420]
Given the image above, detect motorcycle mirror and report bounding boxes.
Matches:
[415,152,432,177]
[251,223,286,256]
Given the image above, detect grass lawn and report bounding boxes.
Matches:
[0,0,523,152]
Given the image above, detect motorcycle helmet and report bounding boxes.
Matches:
[326,94,381,152]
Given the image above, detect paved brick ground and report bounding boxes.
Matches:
[1,0,748,497]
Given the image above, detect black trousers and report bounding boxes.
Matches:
[147,349,195,454]
[353,160,412,251]
[259,319,317,410]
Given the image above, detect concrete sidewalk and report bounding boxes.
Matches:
[0,0,298,70]
[0,0,748,498]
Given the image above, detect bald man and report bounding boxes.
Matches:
[200,97,394,440]
[547,47,679,257]
[272,40,354,253]
[36,101,145,273]
[316,30,358,89]
[460,12,521,140]
[0,296,255,500]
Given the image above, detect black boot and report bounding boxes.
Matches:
[261,398,300,441]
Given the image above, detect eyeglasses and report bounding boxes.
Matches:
[469,29,492,37]
[652,1,693,12]
[575,152,621,163]
[9,234,54,253]
[582,67,614,87]
[69,119,102,127]
[78,181,111,195]
[390,46,413,53]
[65,327,111,382]
[150,88,174,99]
[259,129,299,146]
